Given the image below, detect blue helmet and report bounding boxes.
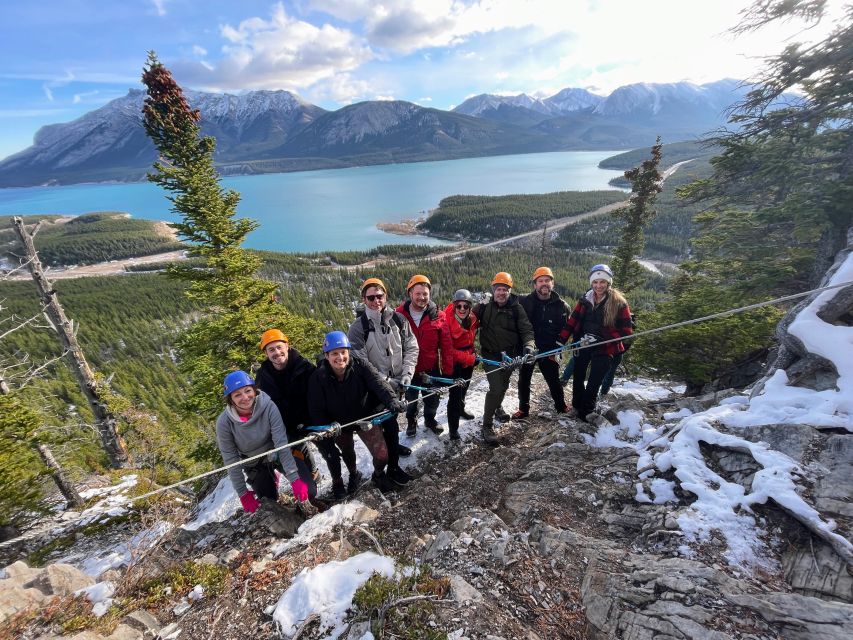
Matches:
[322,331,352,353]
[223,370,254,397]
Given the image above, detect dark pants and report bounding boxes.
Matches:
[572,350,612,418]
[447,363,474,434]
[314,438,345,481]
[482,361,513,428]
[600,352,624,394]
[405,369,440,424]
[517,357,566,413]
[245,457,318,500]
[336,425,388,474]
[380,414,400,472]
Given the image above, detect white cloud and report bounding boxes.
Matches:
[305,73,373,104]
[373,94,395,101]
[42,84,54,101]
[192,45,208,57]
[73,90,102,104]
[174,3,373,91]
[151,0,167,17]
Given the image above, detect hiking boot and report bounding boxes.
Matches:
[347,469,363,495]
[388,466,413,486]
[424,416,444,434]
[448,430,461,441]
[512,409,529,419]
[406,420,417,437]
[481,424,499,445]
[397,444,412,457]
[460,407,475,420]
[494,406,511,422]
[372,471,394,492]
[331,477,346,500]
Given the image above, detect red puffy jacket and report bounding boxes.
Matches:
[397,301,455,375]
[443,302,479,368]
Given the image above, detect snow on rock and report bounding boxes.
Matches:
[270,501,377,557]
[272,552,395,639]
[75,580,115,616]
[182,477,240,531]
[81,521,172,577]
[608,378,684,401]
[652,253,853,566]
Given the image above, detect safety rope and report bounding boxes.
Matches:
[124,278,852,506]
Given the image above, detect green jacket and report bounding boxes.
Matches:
[474,293,535,358]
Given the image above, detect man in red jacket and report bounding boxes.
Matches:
[397,274,454,438]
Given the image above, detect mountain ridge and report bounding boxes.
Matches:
[0,79,748,187]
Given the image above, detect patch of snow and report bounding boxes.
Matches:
[272,552,396,639]
[271,501,373,557]
[649,478,678,504]
[182,477,240,531]
[664,408,693,420]
[81,521,172,577]
[608,378,683,400]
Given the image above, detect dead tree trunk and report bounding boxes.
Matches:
[35,443,84,508]
[12,216,129,468]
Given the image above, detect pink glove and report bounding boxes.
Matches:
[240,491,260,513]
[290,479,309,502]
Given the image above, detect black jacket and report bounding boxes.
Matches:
[307,355,397,427]
[519,291,570,351]
[255,348,316,439]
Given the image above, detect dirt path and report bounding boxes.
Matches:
[4,250,187,281]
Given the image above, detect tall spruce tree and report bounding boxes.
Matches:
[611,137,663,292]
[141,52,326,417]
[634,0,852,392]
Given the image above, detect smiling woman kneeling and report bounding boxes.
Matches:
[216,371,311,514]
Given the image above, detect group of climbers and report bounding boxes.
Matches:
[215,264,632,511]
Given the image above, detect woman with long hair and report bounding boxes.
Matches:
[561,264,633,421]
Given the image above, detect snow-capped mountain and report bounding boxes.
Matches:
[593,79,746,118]
[454,93,559,117]
[0,79,752,187]
[0,89,326,186]
[543,87,604,113]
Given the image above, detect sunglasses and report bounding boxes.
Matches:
[455,303,471,310]
[365,293,385,302]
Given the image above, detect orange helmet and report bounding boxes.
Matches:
[406,274,431,291]
[360,277,387,297]
[491,272,514,288]
[532,266,554,282]
[259,329,288,351]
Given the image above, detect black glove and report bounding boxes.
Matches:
[523,346,537,365]
[389,398,408,414]
[454,378,469,388]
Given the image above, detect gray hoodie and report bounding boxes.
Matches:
[215,390,299,496]
[348,305,418,384]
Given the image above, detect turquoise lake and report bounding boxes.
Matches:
[0,150,626,252]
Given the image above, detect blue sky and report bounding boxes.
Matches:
[0,0,842,160]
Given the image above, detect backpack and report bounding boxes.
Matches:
[360,310,405,341]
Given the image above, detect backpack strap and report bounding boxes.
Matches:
[360,313,373,341]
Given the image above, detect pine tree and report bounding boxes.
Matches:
[611,137,663,292]
[141,52,326,417]
[635,0,852,391]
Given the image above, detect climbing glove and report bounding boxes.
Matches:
[240,491,260,513]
